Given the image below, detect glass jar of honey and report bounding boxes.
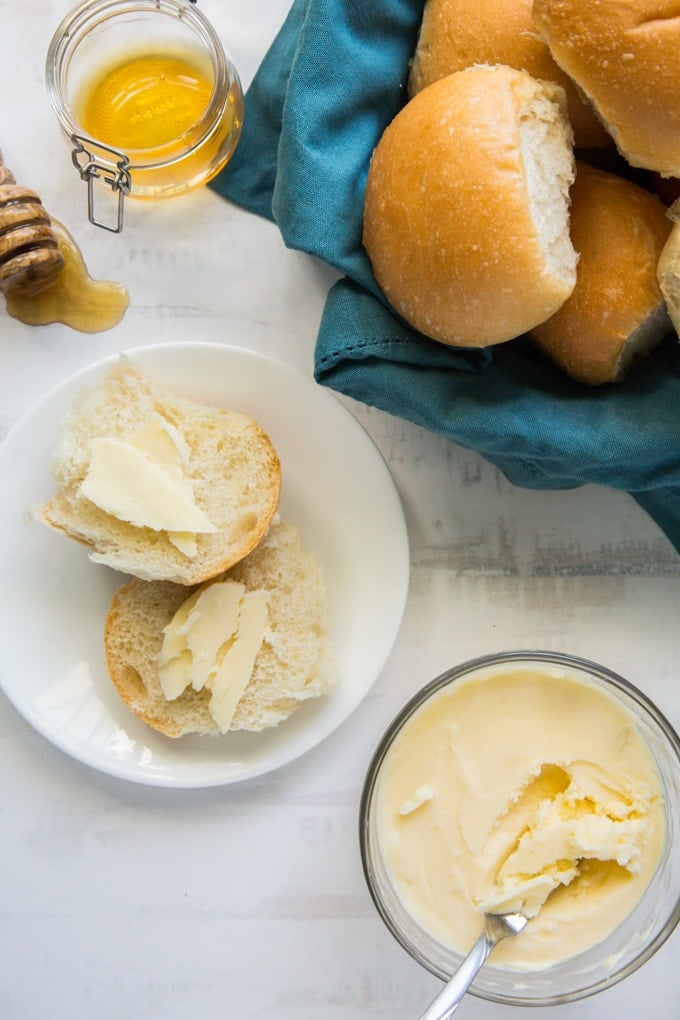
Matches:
[45,0,244,231]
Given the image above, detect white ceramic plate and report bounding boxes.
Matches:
[0,342,409,787]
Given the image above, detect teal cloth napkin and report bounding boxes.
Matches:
[212,0,680,553]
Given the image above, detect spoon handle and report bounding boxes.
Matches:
[417,932,494,1020]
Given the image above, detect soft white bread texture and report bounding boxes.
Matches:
[532,0,680,176]
[33,358,281,585]
[104,521,338,737]
[657,199,680,338]
[530,161,672,385]
[408,0,611,149]
[363,65,577,348]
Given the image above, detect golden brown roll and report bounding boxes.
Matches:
[409,0,610,149]
[532,0,680,176]
[363,65,577,348]
[531,161,672,385]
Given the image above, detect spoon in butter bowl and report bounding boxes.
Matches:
[417,910,529,1020]
[417,841,585,1017]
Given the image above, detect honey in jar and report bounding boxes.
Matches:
[77,53,214,153]
[45,0,244,229]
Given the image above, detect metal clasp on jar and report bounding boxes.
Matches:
[71,134,132,233]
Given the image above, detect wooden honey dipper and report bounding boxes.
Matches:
[0,149,65,297]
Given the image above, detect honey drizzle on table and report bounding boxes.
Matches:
[5,220,129,332]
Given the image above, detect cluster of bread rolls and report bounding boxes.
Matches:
[362,0,680,385]
[34,359,337,737]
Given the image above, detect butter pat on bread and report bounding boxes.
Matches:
[32,358,281,584]
[104,522,338,736]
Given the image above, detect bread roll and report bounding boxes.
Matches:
[532,0,680,176]
[33,358,281,584]
[657,199,680,338]
[104,522,338,737]
[408,0,610,149]
[363,65,577,348]
[530,161,672,385]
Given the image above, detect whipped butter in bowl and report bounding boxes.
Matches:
[359,651,680,1005]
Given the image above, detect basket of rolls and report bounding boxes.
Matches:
[213,0,680,550]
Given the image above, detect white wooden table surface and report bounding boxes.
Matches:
[1,2,678,1018]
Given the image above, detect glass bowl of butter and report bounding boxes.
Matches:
[359,650,680,1005]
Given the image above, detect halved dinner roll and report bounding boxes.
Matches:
[104,522,338,737]
[33,358,281,584]
[363,65,577,348]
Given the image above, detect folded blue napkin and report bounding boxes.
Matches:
[212,0,680,553]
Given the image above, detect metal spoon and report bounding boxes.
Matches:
[418,911,528,1020]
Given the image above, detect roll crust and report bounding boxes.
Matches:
[531,160,672,384]
[409,0,611,149]
[532,0,680,176]
[363,65,577,348]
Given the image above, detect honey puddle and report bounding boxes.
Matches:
[5,220,129,332]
